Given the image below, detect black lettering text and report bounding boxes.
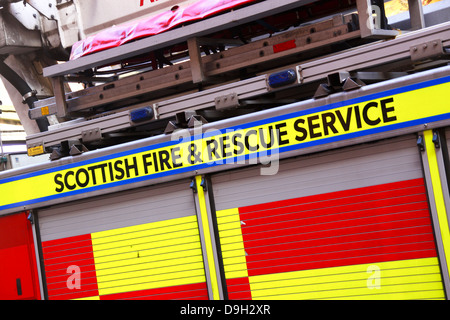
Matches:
[232,133,244,155]
[380,97,397,123]
[75,169,89,188]
[275,122,289,146]
[158,150,172,171]
[171,147,183,168]
[206,139,220,161]
[259,126,275,148]
[307,115,322,139]
[363,102,381,126]
[114,160,125,180]
[321,112,338,136]
[245,130,259,152]
[354,105,362,128]
[294,118,307,142]
[124,157,139,178]
[54,173,64,193]
[64,171,76,191]
[221,135,232,158]
[142,154,153,174]
[335,107,353,131]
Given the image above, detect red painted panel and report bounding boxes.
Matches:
[0,212,40,300]
[42,233,99,300]
[238,179,425,214]
[246,237,437,277]
[244,224,434,256]
[226,277,252,300]
[241,209,432,242]
[0,213,30,249]
[236,179,438,277]
[100,282,209,300]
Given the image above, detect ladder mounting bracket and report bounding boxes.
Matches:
[410,39,445,62]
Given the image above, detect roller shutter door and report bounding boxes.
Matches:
[213,135,446,300]
[38,180,208,300]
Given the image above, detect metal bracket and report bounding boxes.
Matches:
[153,104,160,120]
[296,66,304,84]
[214,92,239,110]
[51,76,68,118]
[410,40,445,62]
[188,37,207,84]
[81,128,102,143]
[7,2,41,30]
[26,0,58,20]
[314,71,366,98]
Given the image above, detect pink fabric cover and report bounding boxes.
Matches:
[70,0,258,60]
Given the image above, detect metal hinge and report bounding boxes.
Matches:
[190,177,207,193]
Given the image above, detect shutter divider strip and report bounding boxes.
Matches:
[193,175,223,300]
[421,129,450,298]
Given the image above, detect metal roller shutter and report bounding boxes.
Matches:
[212,135,447,300]
[38,180,209,300]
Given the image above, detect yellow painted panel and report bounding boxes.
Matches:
[225,270,251,279]
[329,289,446,300]
[254,283,445,300]
[220,241,245,255]
[219,226,242,238]
[217,208,249,280]
[250,262,442,290]
[98,268,206,293]
[194,175,220,300]
[248,258,445,300]
[90,215,207,297]
[93,232,201,259]
[218,226,245,238]
[74,296,100,300]
[249,257,440,284]
[96,264,206,288]
[97,260,206,284]
[94,227,200,250]
[251,274,443,298]
[224,267,248,278]
[218,233,246,245]
[98,275,207,296]
[216,208,239,218]
[95,252,204,277]
[217,222,243,232]
[424,130,450,279]
[217,213,242,225]
[94,244,202,267]
[91,219,199,247]
[92,215,197,238]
